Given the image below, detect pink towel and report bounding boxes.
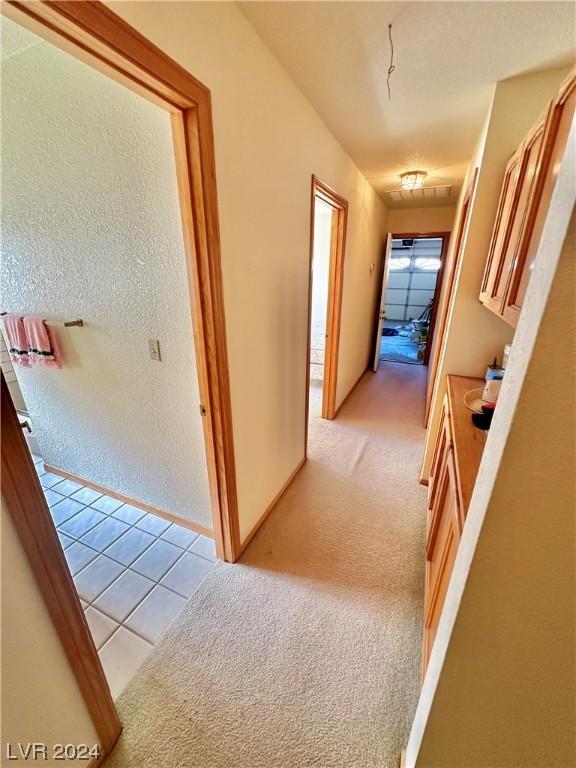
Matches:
[22,316,62,368]
[2,315,31,366]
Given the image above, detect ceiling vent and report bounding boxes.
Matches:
[386,184,452,203]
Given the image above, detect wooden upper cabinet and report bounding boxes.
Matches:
[503,69,576,326]
[480,67,576,328]
[479,145,525,313]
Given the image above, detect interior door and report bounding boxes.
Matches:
[372,234,393,372]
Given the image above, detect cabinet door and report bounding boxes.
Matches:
[427,395,452,518]
[503,71,576,326]
[479,148,523,314]
[423,450,461,675]
[495,115,547,319]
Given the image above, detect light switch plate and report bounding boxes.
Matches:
[148,338,161,362]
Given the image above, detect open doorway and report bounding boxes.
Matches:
[0,13,223,699]
[309,199,333,386]
[305,176,348,446]
[372,233,449,371]
[0,4,240,747]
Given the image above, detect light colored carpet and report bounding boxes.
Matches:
[105,362,427,768]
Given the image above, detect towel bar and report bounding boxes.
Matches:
[0,313,83,328]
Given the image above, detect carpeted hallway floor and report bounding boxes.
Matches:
[105,362,428,768]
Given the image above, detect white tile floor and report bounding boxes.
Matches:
[32,454,218,699]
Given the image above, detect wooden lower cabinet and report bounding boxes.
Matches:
[421,375,486,677]
[423,449,461,672]
[427,395,452,517]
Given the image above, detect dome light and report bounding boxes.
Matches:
[400,170,427,190]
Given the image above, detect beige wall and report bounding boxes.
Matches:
[387,206,456,235]
[1,498,101,766]
[406,122,575,767]
[1,20,212,528]
[421,66,570,480]
[108,1,388,540]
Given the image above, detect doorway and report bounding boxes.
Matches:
[372,233,449,372]
[1,0,238,758]
[309,198,333,386]
[305,176,348,447]
[1,10,225,701]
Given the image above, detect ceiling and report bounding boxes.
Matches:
[239,1,575,207]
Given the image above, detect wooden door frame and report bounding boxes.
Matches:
[372,233,393,372]
[424,169,478,426]
[305,176,348,449]
[2,1,241,559]
[2,374,122,756]
[1,0,242,757]
[382,231,451,368]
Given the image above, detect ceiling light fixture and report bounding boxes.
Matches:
[400,170,427,190]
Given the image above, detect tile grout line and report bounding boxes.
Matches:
[35,459,218,692]
[66,519,215,614]
[45,474,216,562]
[97,562,215,651]
[62,507,214,569]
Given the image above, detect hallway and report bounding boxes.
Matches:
[105,363,428,768]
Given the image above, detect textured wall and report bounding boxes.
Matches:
[108,1,389,541]
[1,497,101,764]
[1,23,212,528]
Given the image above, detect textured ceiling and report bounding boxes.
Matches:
[239,1,575,206]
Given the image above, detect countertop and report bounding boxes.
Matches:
[446,374,488,516]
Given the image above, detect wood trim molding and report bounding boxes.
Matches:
[43,464,214,538]
[323,198,348,420]
[3,0,240,563]
[305,175,349,453]
[86,751,108,768]
[390,230,450,239]
[424,233,451,366]
[424,168,479,426]
[3,1,208,110]
[238,458,306,557]
[171,107,240,560]
[1,375,122,753]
